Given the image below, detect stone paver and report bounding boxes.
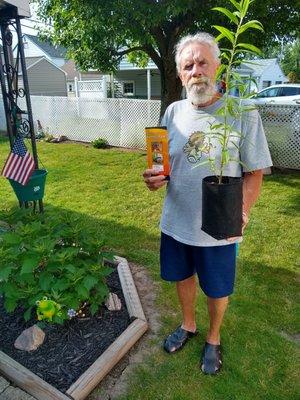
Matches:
[0,386,36,400]
[0,377,9,394]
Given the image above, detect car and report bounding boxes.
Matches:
[251,84,300,105]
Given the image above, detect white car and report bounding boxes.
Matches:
[252,84,300,105]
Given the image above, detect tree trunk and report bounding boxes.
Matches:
[159,58,183,120]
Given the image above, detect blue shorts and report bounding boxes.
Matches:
[160,233,237,298]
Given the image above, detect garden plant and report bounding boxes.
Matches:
[0,210,113,324]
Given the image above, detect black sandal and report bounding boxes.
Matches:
[163,326,198,354]
[200,342,222,375]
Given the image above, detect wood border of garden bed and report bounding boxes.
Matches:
[0,256,148,400]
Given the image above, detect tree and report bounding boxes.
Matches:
[281,39,300,82]
[35,0,300,115]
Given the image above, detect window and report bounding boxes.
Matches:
[275,81,282,84]
[122,81,134,95]
[256,87,280,98]
[281,87,300,96]
[262,80,272,89]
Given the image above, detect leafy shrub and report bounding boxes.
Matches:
[0,211,113,324]
[91,138,109,149]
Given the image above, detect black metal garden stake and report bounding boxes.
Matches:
[0,5,43,212]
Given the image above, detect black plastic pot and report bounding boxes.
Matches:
[202,176,243,240]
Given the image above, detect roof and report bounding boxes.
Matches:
[119,57,157,70]
[25,34,67,59]
[15,56,67,75]
[241,58,278,76]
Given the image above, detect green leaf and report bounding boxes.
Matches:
[236,43,262,55]
[76,284,89,299]
[4,297,17,312]
[215,64,226,80]
[65,264,76,274]
[39,272,54,291]
[83,275,98,291]
[212,7,239,25]
[24,307,33,321]
[90,302,99,316]
[215,33,225,43]
[191,160,211,169]
[0,265,13,281]
[222,149,230,165]
[228,0,242,11]
[21,256,40,275]
[241,0,251,17]
[212,26,234,44]
[238,20,264,35]
[53,278,69,291]
[2,232,20,245]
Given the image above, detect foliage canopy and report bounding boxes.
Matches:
[35,0,300,111]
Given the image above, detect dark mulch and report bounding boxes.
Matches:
[0,267,132,393]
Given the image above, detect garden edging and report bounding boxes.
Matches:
[0,256,148,400]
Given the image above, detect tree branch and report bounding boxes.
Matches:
[114,46,146,57]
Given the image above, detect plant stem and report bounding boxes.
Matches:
[218,15,244,184]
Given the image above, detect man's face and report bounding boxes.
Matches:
[179,43,220,106]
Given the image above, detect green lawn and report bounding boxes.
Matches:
[0,136,299,400]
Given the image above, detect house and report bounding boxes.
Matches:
[18,34,67,67]
[14,56,67,96]
[238,58,287,92]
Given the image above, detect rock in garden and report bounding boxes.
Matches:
[105,293,122,311]
[14,325,45,351]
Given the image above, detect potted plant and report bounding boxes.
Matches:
[189,0,263,239]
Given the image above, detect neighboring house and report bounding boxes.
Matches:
[238,58,288,92]
[112,58,161,99]
[61,59,103,96]
[15,34,67,67]
[18,56,67,96]
[2,38,67,97]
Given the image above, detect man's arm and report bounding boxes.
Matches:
[242,169,263,218]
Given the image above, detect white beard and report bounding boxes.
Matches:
[186,79,217,106]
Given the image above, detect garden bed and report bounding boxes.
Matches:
[0,257,148,400]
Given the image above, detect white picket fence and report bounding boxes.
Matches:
[0,96,161,149]
[0,96,299,169]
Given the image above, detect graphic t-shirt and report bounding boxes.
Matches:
[160,98,273,247]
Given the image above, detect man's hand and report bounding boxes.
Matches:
[143,169,168,191]
[226,211,249,243]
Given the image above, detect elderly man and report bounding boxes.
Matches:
[143,32,272,374]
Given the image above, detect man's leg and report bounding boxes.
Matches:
[206,296,228,345]
[176,275,197,332]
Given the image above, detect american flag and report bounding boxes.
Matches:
[1,136,35,186]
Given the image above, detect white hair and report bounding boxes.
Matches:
[175,33,220,73]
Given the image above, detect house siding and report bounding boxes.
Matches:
[27,59,67,96]
[258,60,287,90]
[114,70,161,99]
